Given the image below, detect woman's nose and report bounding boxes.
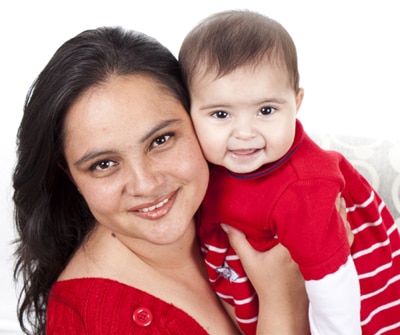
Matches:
[125,161,163,196]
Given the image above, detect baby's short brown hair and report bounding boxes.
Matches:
[179,10,300,93]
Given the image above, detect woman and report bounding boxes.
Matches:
[13,26,316,334]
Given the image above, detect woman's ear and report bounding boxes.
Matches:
[58,160,81,192]
[57,159,74,184]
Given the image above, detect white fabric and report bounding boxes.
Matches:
[306,255,361,335]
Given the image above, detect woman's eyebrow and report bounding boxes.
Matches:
[139,118,182,143]
[74,150,116,168]
[73,119,183,167]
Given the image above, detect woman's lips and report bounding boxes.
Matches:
[138,197,169,213]
[129,191,177,219]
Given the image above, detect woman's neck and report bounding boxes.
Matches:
[86,221,202,276]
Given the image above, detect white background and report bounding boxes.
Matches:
[1,0,399,332]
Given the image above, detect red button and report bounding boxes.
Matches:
[133,307,153,327]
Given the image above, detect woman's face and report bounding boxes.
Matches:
[63,75,209,246]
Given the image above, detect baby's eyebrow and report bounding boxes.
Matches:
[254,98,287,105]
[199,103,229,111]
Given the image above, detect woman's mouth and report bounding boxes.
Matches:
[129,191,177,219]
[138,197,169,213]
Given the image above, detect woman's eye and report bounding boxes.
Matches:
[151,134,172,148]
[212,110,229,119]
[260,106,276,115]
[90,160,117,171]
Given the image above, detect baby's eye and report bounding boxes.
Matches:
[89,159,117,172]
[260,106,276,115]
[211,110,229,119]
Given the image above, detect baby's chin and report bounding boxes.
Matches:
[222,159,269,175]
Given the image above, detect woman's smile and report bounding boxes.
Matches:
[129,190,177,220]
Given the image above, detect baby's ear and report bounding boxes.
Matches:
[295,88,304,112]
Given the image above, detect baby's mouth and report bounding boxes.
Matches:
[230,148,260,156]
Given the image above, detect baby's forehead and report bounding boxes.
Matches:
[190,60,289,83]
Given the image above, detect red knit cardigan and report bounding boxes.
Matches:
[46,277,209,334]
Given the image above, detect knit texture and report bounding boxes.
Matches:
[46,278,209,334]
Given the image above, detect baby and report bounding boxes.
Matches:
[179,9,400,335]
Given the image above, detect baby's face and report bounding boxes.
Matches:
[189,63,304,174]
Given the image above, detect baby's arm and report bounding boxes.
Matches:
[222,224,310,335]
[306,255,361,335]
[222,195,356,335]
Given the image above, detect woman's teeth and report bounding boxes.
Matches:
[138,198,169,213]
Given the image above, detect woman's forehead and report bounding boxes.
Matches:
[64,75,189,144]
[68,75,182,121]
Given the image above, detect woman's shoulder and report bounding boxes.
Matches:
[49,278,159,316]
[50,277,144,299]
[47,277,209,334]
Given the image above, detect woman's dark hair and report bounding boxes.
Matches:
[12,26,189,334]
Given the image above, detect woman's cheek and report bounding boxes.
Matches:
[82,182,120,215]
